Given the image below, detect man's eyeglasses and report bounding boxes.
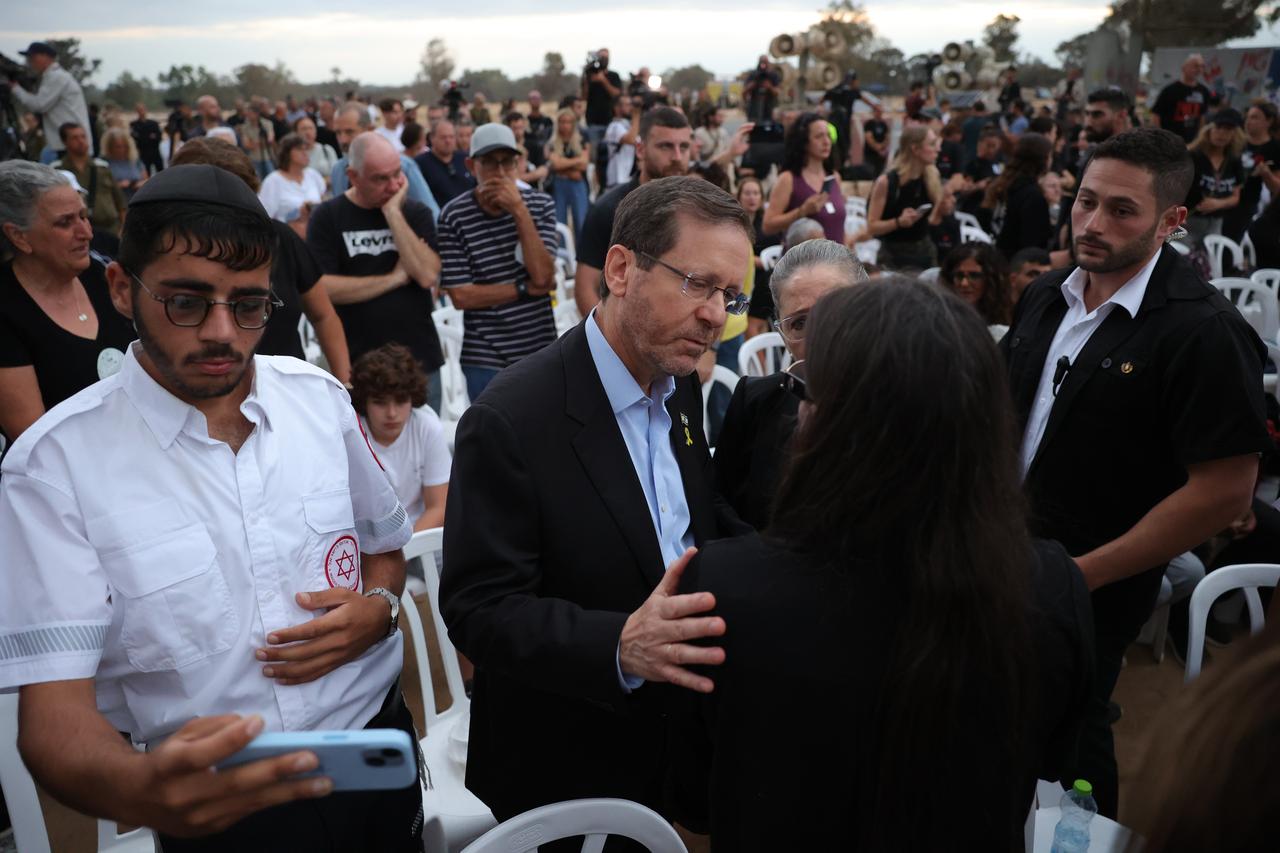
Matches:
[774,310,809,342]
[131,273,282,330]
[638,251,750,316]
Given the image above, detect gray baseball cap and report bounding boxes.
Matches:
[469,123,520,159]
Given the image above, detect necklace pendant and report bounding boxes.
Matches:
[78,313,88,322]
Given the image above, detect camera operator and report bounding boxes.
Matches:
[582,47,622,147]
[743,55,781,123]
[6,42,89,164]
[441,80,469,124]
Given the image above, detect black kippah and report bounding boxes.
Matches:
[128,164,270,219]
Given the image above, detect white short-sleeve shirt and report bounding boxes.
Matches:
[361,407,452,525]
[0,345,413,743]
[257,168,326,223]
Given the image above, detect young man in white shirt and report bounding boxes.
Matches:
[0,165,422,850]
[604,95,639,189]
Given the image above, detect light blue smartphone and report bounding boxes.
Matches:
[215,728,417,791]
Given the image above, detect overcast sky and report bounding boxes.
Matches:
[3,1,1278,87]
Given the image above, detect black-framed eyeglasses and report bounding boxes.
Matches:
[638,251,750,316]
[774,310,809,342]
[131,273,282,330]
[951,271,986,282]
[782,359,807,401]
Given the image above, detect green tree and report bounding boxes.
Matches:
[104,71,155,109]
[533,52,577,102]
[157,64,227,104]
[663,64,715,96]
[982,14,1021,63]
[46,38,101,85]
[818,0,878,52]
[459,68,515,102]
[1055,32,1091,69]
[417,38,455,92]
[1107,0,1269,50]
[233,61,296,101]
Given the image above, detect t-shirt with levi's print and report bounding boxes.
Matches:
[306,194,444,372]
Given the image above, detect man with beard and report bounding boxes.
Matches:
[440,176,752,843]
[575,106,693,316]
[0,165,423,850]
[1001,128,1269,820]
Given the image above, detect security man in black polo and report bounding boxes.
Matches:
[1002,128,1270,818]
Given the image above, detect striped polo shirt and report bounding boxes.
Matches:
[438,187,559,369]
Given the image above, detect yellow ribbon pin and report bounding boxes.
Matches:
[684,426,694,446]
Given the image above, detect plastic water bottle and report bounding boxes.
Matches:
[1050,779,1097,853]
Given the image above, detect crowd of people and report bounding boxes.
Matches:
[1,35,1280,853]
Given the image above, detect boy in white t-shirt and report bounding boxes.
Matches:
[351,344,451,531]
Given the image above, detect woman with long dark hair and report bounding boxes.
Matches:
[673,280,1092,852]
[982,132,1054,256]
[762,112,846,243]
[939,241,1013,332]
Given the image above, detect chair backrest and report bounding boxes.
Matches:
[459,798,687,853]
[1168,239,1191,256]
[555,222,577,277]
[846,195,868,218]
[701,365,741,442]
[1241,230,1257,270]
[737,332,790,378]
[919,266,941,285]
[1251,268,1280,298]
[432,320,469,423]
[1210,277,1280,341]
[960,223,993,245]
[1185,563,1280,682]
[759,244,784,271]
[1,693,157,853]
[401,527,467,730]
[296,316,323,365]
[1204,234,1244,279]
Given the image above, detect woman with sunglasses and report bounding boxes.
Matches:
[713,239,865,529]
[674,279,1092,851]
[0,161,136,444]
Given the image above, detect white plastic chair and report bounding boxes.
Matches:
[759,244,784,271]
[1241,230,1257,270]
[297,315,323,365]
[919,266,941,285]
[1251,268,1280,298]
[1185,563,1280,682]
[960,223,993,245]
[0,693,157,853]
[737,332,790,378]
[401,528,498,851]
[432,320,470,425]
[846,195,868,218]
[701,365,741,443]
[459,798,687,853]
[1210,277,1280,342]
[554,222,577,278]
[1204,234,1245,279]
[1168,239,1191,256]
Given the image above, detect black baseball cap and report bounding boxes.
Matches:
[128,164,270,219]
[1210,108,1244,128]
[19,41,57,58]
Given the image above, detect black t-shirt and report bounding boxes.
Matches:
[577,176,640,270]
[258,221,321,359]
[880,171,931,244]
[931,215,962,259]
[995,177,1053,256]
[937,140,963,180]
[863,119,888,159]
[1187,149,1246,212]
[0,259,136,437]
[1241,139,1280,218]
[1153,81,1213,143]
[527,113,553,152]
[585,69,624,126]
[130,118,162,156]
[964,156,1002,184]
[416,150,476,207]
[315,123,340,154]
[305,195,444,372]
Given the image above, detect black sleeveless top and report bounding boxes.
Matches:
[881,170,931,243]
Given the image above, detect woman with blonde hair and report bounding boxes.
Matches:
[1186,109,1246,246]
[100,126,146,199]
[866,123,945,270]
[545,106,590,233]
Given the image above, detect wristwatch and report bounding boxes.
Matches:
[364,587,400,638]
[515,280,529,299]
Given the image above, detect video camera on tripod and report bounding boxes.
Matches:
[0,51,38,161]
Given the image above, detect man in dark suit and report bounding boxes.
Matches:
[440,176,753,829]
[1002,128,1270,817]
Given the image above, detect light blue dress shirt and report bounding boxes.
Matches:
[586,311,696,691]
[330,154,440,219]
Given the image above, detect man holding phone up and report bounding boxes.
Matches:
[0,166,423,851]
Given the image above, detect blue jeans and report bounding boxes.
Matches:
[463,365,501,402]
[425,370,442,416]
[707,333,744,446]
[553,177,589,236]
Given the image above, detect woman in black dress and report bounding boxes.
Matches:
[675,279,1094,852]
[0,161,136,443]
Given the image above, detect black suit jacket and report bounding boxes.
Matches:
[1002,246,1269,634]
[713,374,799,531]
[439,321,731,820]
